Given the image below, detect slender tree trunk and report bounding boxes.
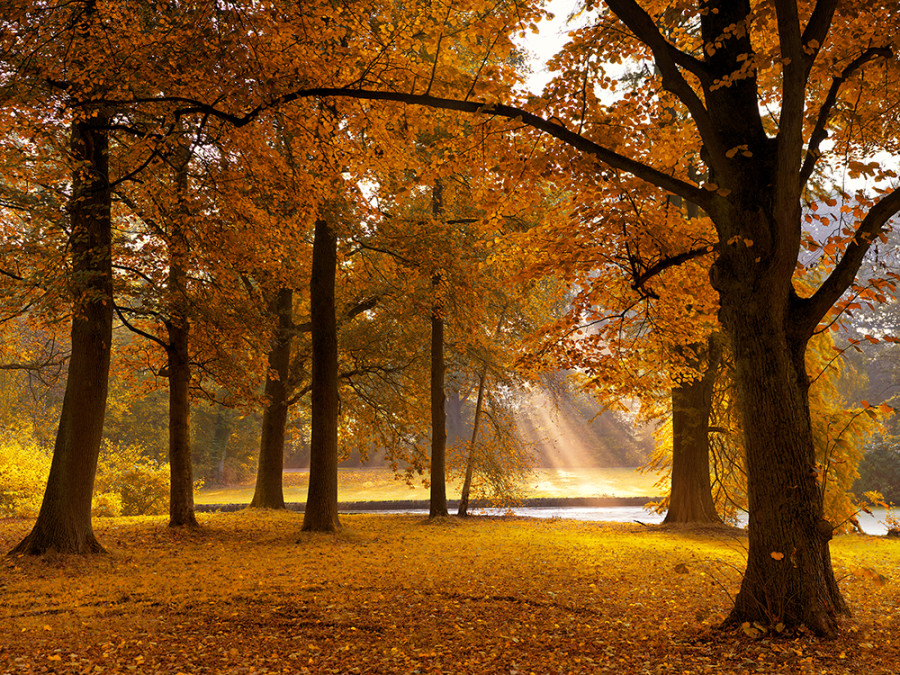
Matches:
[429,180,449,519]
[429,273,449,518]
[719,291,847,636]
[251,287,293,509]
[302,218,340,532]
[166,143,197,528]
[664,336,722,524]
[457,371,487,517]
[166,316,197,527]
[11,117,112,555]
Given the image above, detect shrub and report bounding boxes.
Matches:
[94,442,170,516]
[92,492,124,518]
[0,434,50,517]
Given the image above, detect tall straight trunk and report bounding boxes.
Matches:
[166,315,196,527]
[302,218,340,532]
[429,180,448,518]
[12,117,113,554]
[251,287,293,509]
[429,272,448,518]
[166,143,197,528]
[457,371,487,517]
[664,336,722,524]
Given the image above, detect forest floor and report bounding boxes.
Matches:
[1,512,899,674]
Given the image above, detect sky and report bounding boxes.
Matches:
[517,0,580,94]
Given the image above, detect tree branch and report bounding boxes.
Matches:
[115,304,170,350]
[603,0,725,163]
[631,245,716,298]
[800,46,894,185]
[113,89,717,211]
[800,0,839,66]
[793,186,900,338]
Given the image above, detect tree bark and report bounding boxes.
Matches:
[302,219,340,532]
[166,144,198,528]
[457,371,487,517]
[166,314,197,527]
[429,275,449,518]
[664,336,722,524]
[716,254,848,636]
[429,180,449,519]
[11,117,112,555]
[251,287,293,509]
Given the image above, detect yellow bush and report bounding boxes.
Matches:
[0,434,50,517]
[94,442,170,516]
[92,492,123,518]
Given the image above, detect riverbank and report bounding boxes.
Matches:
[195,495,660,513]
[196,466,663,506]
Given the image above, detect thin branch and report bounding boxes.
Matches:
[114,304,169,349]
[800,46,893,185]
[631,245,715,296]
[793,186,900,339]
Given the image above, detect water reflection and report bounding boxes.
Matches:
[368,506,892,536]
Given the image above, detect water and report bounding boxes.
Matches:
[366,505,894,536]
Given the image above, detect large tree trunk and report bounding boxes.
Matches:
[251,287,293,509]
[664,337,722,524]
[302,219,340,532]
[11,117,112,555]
[718,281,847,636]
[457,371,487,517]
[166,145,198,528]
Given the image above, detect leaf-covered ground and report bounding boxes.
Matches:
[1,512,898,674]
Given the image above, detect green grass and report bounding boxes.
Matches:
[195,466,662,505]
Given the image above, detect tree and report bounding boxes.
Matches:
[302,215,340,532]
[664,334,723,524]
[250,288,293,510]
[11,114,113,554]
[251,0,899,634]
[1,0,279,551]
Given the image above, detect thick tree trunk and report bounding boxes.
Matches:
[429,272,449,518]
[11,117,112,555]
[251,287,293,509]
[457,372,487,517]
[302,219,340,532]
[664,337,722,524]
[720,298,847,636]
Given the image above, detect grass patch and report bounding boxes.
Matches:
[1,513,898,674]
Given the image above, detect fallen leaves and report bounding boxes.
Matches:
[0,512,898,674]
